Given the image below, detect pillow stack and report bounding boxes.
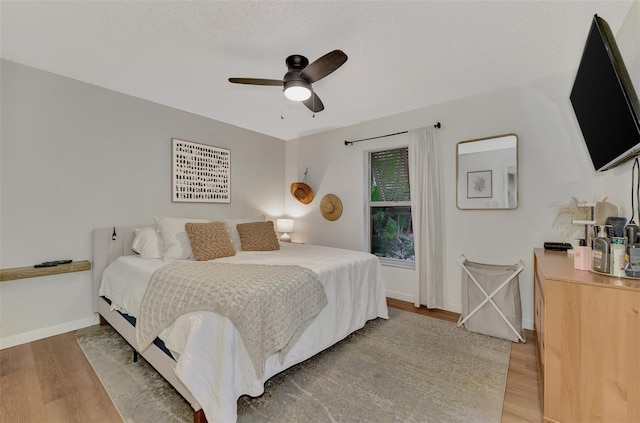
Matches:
[130,215,280,261]
[131,226,164,259]
[155,216,210,260]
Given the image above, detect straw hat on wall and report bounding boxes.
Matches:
[320,194,343,221]
[290,182,314,204]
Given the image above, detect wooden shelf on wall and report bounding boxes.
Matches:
[0,260,92,282]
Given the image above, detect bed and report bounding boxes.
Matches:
[92,222,388,423]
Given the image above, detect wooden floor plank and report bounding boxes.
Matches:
[0,371,31,422]
[0,342,31,377]
[0,332,122,423]
[31,336,67,404]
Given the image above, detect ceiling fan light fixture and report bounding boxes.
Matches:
[284,80,312,101]
[228,50,347,112]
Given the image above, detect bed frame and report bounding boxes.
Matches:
[92,227,206,423]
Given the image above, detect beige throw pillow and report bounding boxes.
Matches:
[223,215,266,250]
[236,221,280,251]
[185,222,236,261]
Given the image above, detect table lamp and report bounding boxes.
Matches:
[276,218,295,242]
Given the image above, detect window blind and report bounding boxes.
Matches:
[370,147,410,202]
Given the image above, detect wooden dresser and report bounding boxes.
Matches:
[534,248,640,423]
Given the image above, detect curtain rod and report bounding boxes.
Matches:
[344,122,441,146]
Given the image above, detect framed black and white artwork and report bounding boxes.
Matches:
[172,138,231,203]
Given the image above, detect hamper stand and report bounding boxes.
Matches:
[456,254,526,342]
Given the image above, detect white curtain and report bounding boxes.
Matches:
[409,127,444,309]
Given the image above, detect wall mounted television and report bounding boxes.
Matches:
[570,14,640,172]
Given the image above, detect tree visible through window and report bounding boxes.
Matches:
[369,147,414,263]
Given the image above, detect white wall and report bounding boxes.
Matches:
[285,3,640,330]
[0,60,286,348]
[617,0,640,88]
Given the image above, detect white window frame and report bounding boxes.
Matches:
[364,146,415,269]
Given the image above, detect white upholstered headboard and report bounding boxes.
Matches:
[92,226,140,312]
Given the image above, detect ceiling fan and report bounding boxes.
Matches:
[228,50,348,113]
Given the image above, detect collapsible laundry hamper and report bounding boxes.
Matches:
[457,254,526,342]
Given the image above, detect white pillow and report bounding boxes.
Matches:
[223,215,266,250]
[131,226,163,259]
[155,216,210,260]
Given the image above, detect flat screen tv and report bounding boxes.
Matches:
[570,14,640,172]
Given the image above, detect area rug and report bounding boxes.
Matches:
[76,308,511,423]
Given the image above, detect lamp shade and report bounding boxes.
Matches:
[276,218,295,233]
[284,86,311,101]
[284,79,311,101]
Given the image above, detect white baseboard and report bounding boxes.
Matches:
[385,289,413,303]
[387,295,464,312]
[426,301,535,331]
[445,301,462,314]
[0,314,99,350]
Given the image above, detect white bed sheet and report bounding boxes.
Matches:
[99,242,388,423]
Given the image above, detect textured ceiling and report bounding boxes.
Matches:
[0,1,635,141]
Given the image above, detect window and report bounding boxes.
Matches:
[368,147,414,267]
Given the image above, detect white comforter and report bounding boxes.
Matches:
[99,242,388,423]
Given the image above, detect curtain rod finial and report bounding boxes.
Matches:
[434,122,441,129]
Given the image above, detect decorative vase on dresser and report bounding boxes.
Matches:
[534,248,640,423]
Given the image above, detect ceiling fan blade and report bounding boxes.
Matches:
[303,92,325,113]
[228,78,283,86]
[300,50,348,83]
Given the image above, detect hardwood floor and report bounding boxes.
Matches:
[0,331,122,422]
[1,299,542,423]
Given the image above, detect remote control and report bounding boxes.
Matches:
[33,260,73,268]
[34,262,58,268]
[543,242,573,251]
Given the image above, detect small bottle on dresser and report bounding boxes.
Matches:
[610,237,626,277]
[592,229,611,273]
[573,239,591,270]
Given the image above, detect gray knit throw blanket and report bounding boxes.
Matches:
[136,261,328,378]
